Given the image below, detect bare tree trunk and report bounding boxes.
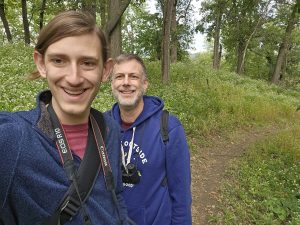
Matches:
[213,4,222,70]
[105,0,131,57]
[161,0,174,84]
[39,0,46,30]
[236,40,245,74]
[0,0,12,42]
[237,0,271,75]
[170,0,177,63]
[99,0,108,28]
[108,0,122,57]
[271,3,299,84]
[104,0,131,36]
[21,0,30,44]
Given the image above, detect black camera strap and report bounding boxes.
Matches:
[42,103,118,225]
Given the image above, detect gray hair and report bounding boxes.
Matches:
[113,54,147,78]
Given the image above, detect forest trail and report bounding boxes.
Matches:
[190,125,281,225]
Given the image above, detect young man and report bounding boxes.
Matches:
[107,54,192,225]
[0,11,129,225]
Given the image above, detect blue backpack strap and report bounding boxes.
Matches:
[160,110,169,144]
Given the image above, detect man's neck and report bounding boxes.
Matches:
[120,102,144,124]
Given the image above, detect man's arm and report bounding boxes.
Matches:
[166,116,192,225]
[0,113,20,213]
[104,115,131,225]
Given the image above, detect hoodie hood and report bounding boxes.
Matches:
[111,95,164,128]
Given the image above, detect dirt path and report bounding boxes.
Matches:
[191,126,280,224]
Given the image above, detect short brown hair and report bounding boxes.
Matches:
[30,10,108,80]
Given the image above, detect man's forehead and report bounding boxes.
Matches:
[114,60,142,71]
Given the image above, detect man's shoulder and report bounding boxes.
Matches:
[0,111,22,126]
[161,110,182,129]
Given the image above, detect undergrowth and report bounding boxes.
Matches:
[211,126,300,224]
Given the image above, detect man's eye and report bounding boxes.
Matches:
[114,75,124,80]
[129,75,140,80]
[81,60,96,69]
[51,58,64,65]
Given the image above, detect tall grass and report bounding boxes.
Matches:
[212,126,300,224]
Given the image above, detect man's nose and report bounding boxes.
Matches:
[123,74,130,85]
[65,63,83,85]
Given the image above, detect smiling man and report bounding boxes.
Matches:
[106,54,192,225]
[0,11,130,225]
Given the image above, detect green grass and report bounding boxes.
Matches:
[211,126,300,224]
[1,43,300,224]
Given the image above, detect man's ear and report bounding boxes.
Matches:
[33,50,46,78]
[143,78,149,92]
[102,58,115,82]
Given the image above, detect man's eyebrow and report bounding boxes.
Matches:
[46,53,99,61]
[46,53,66,58]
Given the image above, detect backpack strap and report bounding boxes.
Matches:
[160,110,169,187]
[160,110,169,144]
[42,109,107,225]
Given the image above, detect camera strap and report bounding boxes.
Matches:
[121,127,136,171]
[42,103,117,225]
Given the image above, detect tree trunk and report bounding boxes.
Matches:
[161,0,174,84]
[237,0,271,75]
[271,3,299,84]
[105,0,131,57]
[100,0,108,28]
[82,0,96,18]
[108,0,122,57]
[105,0,131,36]
[236,40,245,75]
[213,3,222,70]
[0,0,12,42]
[39,0,46,30]
[21,0,30,44]
[170,0,177,63]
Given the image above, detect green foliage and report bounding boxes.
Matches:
[122,1,195,60]
[2,43,300,145]
[122,5,163,59]
[0,43,47,111]
[199,0,300,81]
[213,126,300,224]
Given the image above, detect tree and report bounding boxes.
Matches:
[161,0,175,83]
[212,0,225,69]
[197,0,226,69]
[121,5,162,59]
[104,0,131,57]
[170,0,193,63]
[108,0,122,57]
[39,0,46,30]
[82,0,96,18]
[0,0,12,42]
[21,0,30,44]
[271,1,300,84]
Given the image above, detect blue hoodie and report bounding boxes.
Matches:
[107,96,192,225]
[0,90,128,225]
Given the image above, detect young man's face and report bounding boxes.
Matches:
[34,33,111,124]
[111,60,148,111]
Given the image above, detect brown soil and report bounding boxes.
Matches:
[191,125,279,225]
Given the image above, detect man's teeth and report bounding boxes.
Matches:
[64,89,85,95]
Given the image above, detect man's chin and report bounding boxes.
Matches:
[118,100,137,109]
